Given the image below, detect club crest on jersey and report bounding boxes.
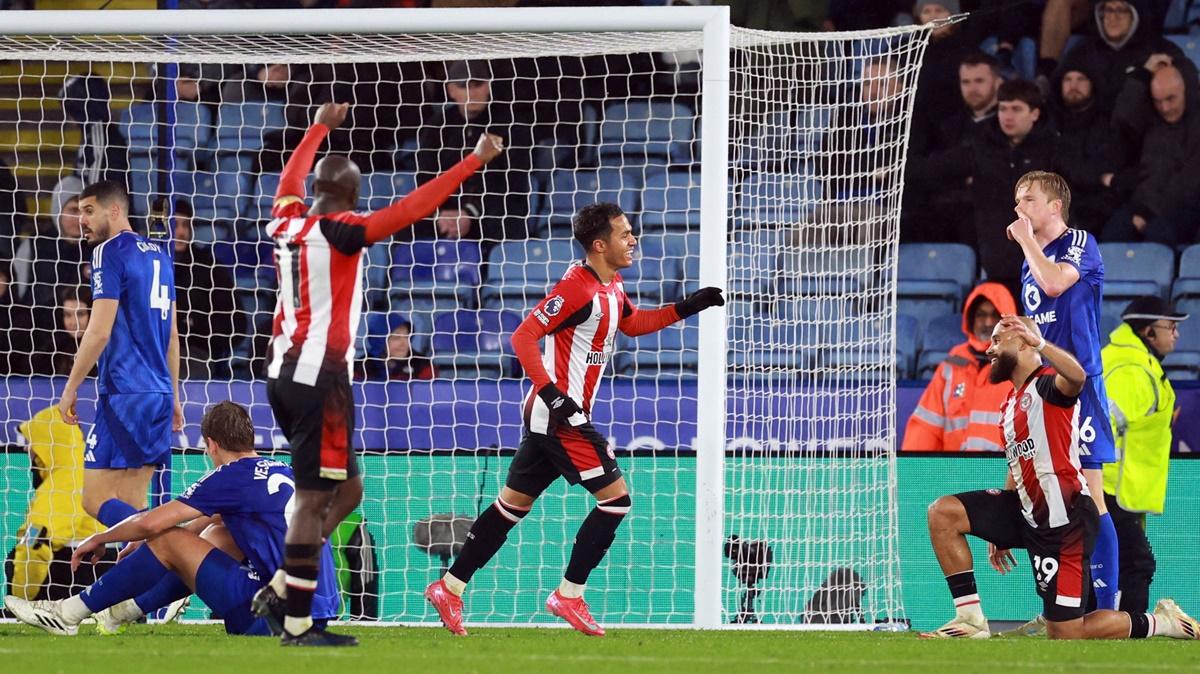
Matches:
[544,295,565,317]
[1064,245,1084,266]
[1019,393,1033,411]
[1024,283,1041,311]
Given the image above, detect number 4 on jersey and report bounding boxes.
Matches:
[150,259,171,320]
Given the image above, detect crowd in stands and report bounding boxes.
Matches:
[3,0,1200,382]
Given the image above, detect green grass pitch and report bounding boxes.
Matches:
[1,624,1199,674]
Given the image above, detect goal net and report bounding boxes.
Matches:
[0,7,931,628]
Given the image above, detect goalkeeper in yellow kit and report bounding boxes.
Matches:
[5,406,110,601]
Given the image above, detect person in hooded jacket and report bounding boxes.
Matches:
[1050,62,1123,235]
[1058,0,1197,119]
[902,282,1017,452]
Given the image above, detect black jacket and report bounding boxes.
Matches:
[909,120,1066,281]
[175,245,242,364]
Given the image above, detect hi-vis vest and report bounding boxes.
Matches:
[1101,323,1175,514]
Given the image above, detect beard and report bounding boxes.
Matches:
[988,351,1018,384]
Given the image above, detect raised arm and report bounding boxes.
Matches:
[1006,215,1079,297]
[1000,315,1086,396]
[359,133,503,244]
[273,102,348,214]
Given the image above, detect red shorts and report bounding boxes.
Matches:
[505,424,622,496]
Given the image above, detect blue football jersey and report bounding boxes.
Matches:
[1020,228,1105,376]
[177,456,340,619]
[89,231,175,394]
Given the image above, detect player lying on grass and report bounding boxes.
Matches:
[425,202,724,637]
[922,316,1200,640]
[4,401,339,641]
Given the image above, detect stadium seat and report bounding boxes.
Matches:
[896,313,920,379]
[481,238,577,308]
[361,309,436,363]
[980,36,1037,80]
[598,100,694,162]
[614,323,699,377]
[898,243,976,309]
[640,169,701,231]
[1099,313,1122,345]
[391,239,482,302]
[429,309,522,379]
[916,313,963,379]
[1167,35,1200,71]
[621,231,684,304]
[737,109,825,172]
[540,168,638,232]
[1098,242,1174,318]
[360,172,417,212]
[216,100,286,152]
[734,171,822,228]
[727,228,779,298]
[1172,244,1200,301]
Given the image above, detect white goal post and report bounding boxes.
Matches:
[0,6,933,629]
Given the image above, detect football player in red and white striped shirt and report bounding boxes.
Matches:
[922,316,1200,641]
[425,203,724,637]
[260,102,504,646]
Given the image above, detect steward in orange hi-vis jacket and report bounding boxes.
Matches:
[902,282,1017,452]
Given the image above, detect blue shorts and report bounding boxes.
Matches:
[84,393,172,470]
[195,550,271,636]
[1078,376,1115,469]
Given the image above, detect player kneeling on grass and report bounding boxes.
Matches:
[922,316,1200,641]
[425,203,724,637]
[4,401,340,641]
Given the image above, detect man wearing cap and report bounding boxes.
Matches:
[1101,295,1187,614]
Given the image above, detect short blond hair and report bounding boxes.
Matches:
[1015,171,1071,224]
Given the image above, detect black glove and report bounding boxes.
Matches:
[537,384,588,427]
[676,286,725,319]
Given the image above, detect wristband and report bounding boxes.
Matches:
[1034,336,1046,352]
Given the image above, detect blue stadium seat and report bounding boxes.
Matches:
[360,172,418,212]
[481,238,577,308]
[641,170,701,231]
[1166,35,1200,71]
[360,309,436,362]
[619,231,680,304]
[1099,313,1122,345]
[736,109,825,171]
[896,313,920,379]
[727,229,779,297]
[981,36,1037,80]
[898,243,976,308]
[216,101,286,152]
[1162,298,1200,380]
[734,171,822,227]
[614,323,699,377]
[1172,244,1200,301]
[1099,242,1174,318]
[391,240,481,301]
[598,100,694,163]
[429,309,522,379]
[916,314,963,379]
[540,168,638,232]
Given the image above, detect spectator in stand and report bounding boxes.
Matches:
[13,180,88,312]
[413,60,533,245]
[907,79,1064,294]
[157,198,241,379]
[911,2,973,144]
[1051,62,1122,235]
[1057,0,1197,117]
[825,56,906,204]
[360,314,435,382]
[30,287,92,377]
[0,156,23,258]
[906,51,1003,243]
[1103,65,1200,245]
[903,282,1016,452]
[0,263,37,376]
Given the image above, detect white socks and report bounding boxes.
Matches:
[60,595,91,624]
[954,593,985,624]
[442,573,467,597]
[284,615,313,636]
[558,579,585,599]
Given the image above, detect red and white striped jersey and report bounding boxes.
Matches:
[512,262,680,436]
[266,202,369,386]
[999,367,1090,529]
